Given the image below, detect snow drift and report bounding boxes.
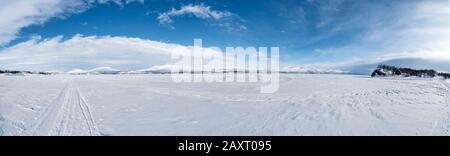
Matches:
[1,74,450,135]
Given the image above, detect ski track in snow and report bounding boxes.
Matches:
[23,79,99,136]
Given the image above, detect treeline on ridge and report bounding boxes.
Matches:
[371,64,450,79]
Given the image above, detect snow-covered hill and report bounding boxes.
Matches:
[341,58,450,75]
[67,67,120,75]
[1,74,450,135]
[281,66,347,74]
[7,57,450,76]
[61,64,351,75]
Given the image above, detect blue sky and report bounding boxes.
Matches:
[11,0,330,59]
[0,0,449,71]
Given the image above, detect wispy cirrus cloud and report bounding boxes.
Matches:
[157,4,238,30]
[298,0,450,62]
[158,4,232,24]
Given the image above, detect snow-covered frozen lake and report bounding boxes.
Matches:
[1,74,449,136]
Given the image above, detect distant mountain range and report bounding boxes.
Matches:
[2,58,450,75]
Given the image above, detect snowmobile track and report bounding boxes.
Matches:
[24,79,99,136]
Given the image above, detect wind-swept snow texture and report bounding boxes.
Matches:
[1,74,450,136]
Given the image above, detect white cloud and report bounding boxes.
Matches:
[0,0,144,45]
[303,0,450,64]
[363,1,450,52]
[0,35,228,71]
[0,1,246,71]
[158,4,233,26]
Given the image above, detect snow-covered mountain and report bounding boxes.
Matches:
[67,69,86,75]
[28,58,450,76]
[125,65,349,74]
[87,67,120,74]
[281,66,347,74]
[127,65,173,74]
[67,67,120,75]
